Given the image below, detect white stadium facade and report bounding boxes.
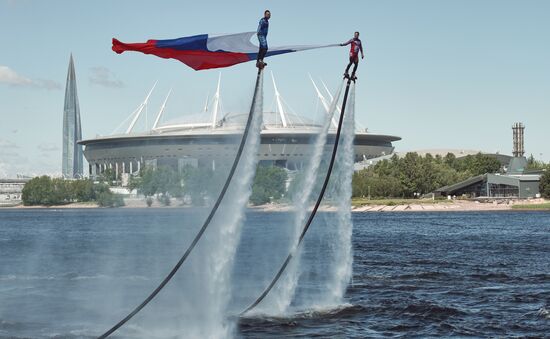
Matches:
[79,75,400,178]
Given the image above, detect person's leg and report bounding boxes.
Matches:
[344,56,353,76]
[259,48,267,62]
[351,56,359,79]
[257,35,268,67]
[352,60,358,75]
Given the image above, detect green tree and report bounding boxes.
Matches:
[22,177,124,207]
[352,169,369,198]
[181,166,216,205]
[444,152,457,168]
[351,152,501,199]
[98,168,117,185]
[526,154,547,170]
[70,179,96,201]
[97,191,125,207]
[394,152,425,196]
[453,153,501,176]
[21,176,70,205]
[127,174,142,193]
[129,165,224,206]
[49,178,70,204]
[250,165,288,205]
[370,175,403,198]
[93,183,124,207]
[540,171,550,199]
[22,176,53,205]
[352,168,403,198]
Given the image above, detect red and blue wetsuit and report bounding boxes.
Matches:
[341,37,364,76]
[343,38,363,61]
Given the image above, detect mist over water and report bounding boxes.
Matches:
[151,73,264,338]
[96,74,264,339]
[257,81,344,316]
[288,84,355,312]
[321,83,355,307]
[192,72,263,338]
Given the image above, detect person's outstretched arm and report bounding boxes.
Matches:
[340,39,352,46]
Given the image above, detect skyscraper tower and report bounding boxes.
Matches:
[62,54,83,178]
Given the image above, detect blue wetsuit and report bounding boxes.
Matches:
[257,17,269,48]
[257,17,269,64]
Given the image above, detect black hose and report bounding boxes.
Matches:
[98,70,264,338]
[240,78,354,316]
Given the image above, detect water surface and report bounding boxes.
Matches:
[1,209,549,338]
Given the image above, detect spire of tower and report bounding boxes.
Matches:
[62,53,83,178]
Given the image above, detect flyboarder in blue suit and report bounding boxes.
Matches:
[256,10,270,69]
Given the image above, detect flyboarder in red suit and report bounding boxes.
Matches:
[341,31,364,81]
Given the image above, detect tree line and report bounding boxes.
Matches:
[127,165,289,206]
[352,152,502,199]
[22,176,124,207]
[539,170,550,199]
[21,152,549,207]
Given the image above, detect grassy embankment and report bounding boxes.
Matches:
[351,198,453,207]
[511,203,550,210]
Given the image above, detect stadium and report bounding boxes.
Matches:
[79,75,401,177]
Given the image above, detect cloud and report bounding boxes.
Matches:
[0,65,33,86]
[0,151,60,178]
[34,79,62,90]
[0,65,61,90]
[0,163,8,178]
[89,66,124,88]
[0,138,61,178]
[37,143,59,152]
[0,150,19,157]
[0,138,18,149]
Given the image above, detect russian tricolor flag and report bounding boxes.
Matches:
[112,32,337,70]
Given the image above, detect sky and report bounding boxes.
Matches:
[0,0,549,177]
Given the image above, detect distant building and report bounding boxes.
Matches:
[434,172,541,199]
[435,123,543,199]
[62,54,84,178]
[0,178,30,206]
[79,75,400,178]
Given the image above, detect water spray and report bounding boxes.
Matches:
[240,78,357,316]
[98,70,265,338]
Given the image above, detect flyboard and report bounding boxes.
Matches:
[239,74,356,316]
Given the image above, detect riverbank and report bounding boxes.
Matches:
[4,198,549,212]
[351,198,550,212]
[7,202,100,209]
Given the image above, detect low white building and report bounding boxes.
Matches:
[0,178,30,206]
